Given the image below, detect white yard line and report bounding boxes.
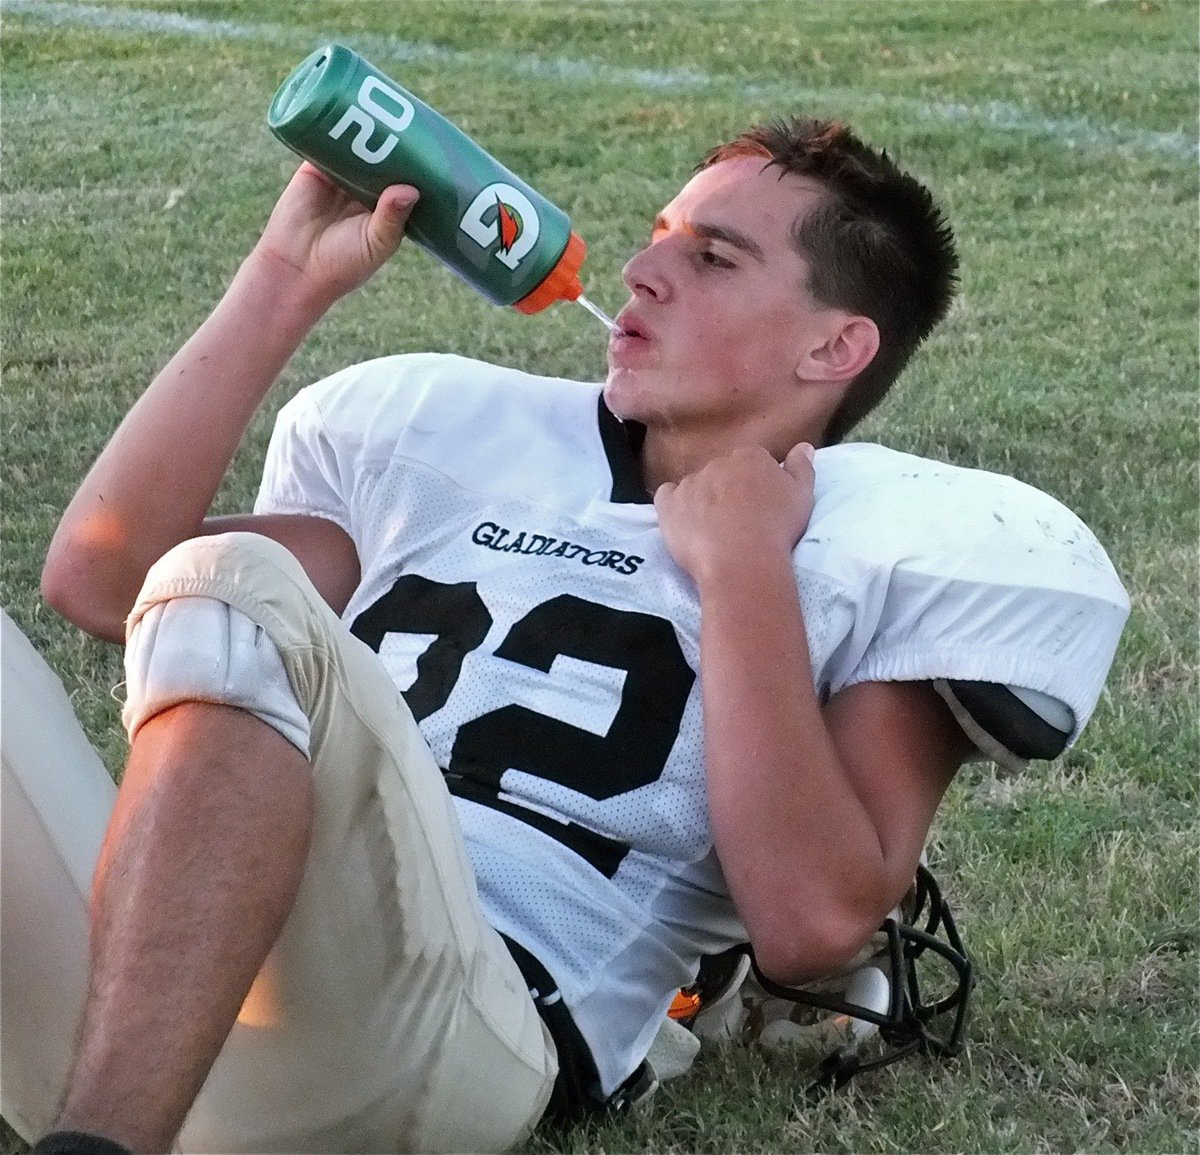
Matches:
[7,0,1195,160]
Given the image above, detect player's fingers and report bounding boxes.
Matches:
[366,184,420,259]
[782,441,816,480]
[297,160,336,188]
[653,481,679,517]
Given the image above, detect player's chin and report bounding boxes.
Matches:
[602,371,647,422]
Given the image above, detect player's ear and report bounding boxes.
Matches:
[797,315,879,384]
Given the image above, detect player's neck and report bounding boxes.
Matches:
[638,434,704,493]
[639,418,825,492]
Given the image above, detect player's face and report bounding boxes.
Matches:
[605,156,835,436]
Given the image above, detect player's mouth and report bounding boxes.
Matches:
[609,311,653,360]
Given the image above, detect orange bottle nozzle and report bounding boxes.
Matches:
[513,231,586,314]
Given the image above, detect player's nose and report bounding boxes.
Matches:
[621,243,671,303]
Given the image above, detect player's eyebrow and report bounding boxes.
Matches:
[651,215,767,262]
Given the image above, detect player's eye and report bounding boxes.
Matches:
[699,248,735,269]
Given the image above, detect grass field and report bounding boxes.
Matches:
[2,1,1197,1151]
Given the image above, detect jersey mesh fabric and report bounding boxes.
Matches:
[255,352,1129,1093]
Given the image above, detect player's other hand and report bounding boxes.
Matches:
[250,162,420,312]
[654,443,815,584]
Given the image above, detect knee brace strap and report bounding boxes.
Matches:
[123,597,311,758]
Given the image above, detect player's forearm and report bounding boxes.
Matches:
[697,553,890,983]
[42,253,326,641]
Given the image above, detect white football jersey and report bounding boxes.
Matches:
[256,353,1128,1094]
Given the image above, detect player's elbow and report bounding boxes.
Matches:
[41,546,127,643]
[750,905,884,988]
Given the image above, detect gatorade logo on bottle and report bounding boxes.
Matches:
[459,182,541,270]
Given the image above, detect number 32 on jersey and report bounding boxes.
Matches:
[351,573,696,875]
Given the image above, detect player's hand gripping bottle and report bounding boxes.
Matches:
[268,44,597,317]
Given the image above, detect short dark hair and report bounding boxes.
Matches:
[700,118,958,444]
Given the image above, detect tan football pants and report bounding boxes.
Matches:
[1,533,557,1152]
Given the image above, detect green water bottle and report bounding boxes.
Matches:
[267,43,588,314]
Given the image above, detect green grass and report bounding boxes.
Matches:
[2,0,1197,1151]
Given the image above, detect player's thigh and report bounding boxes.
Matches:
[0,610,117,1141]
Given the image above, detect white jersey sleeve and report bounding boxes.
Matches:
[255,353,610,546]
[799,443,1129,754]
[255,369,360,536]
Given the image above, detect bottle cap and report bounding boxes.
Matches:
[513,231,586,314]
[268,45,353,138]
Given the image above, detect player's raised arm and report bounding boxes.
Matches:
[655,443,970,984]
[41,165,418,643]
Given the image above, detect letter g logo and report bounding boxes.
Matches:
[459,183,541,270]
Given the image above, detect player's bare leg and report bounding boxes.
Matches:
[54,702,312,1154]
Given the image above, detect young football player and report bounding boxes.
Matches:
[6,119,1127,1154]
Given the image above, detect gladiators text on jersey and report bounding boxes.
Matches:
[471,520,645,575]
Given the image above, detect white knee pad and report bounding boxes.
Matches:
[124,597,311,758]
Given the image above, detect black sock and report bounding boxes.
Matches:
[30,1132,134,1155]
